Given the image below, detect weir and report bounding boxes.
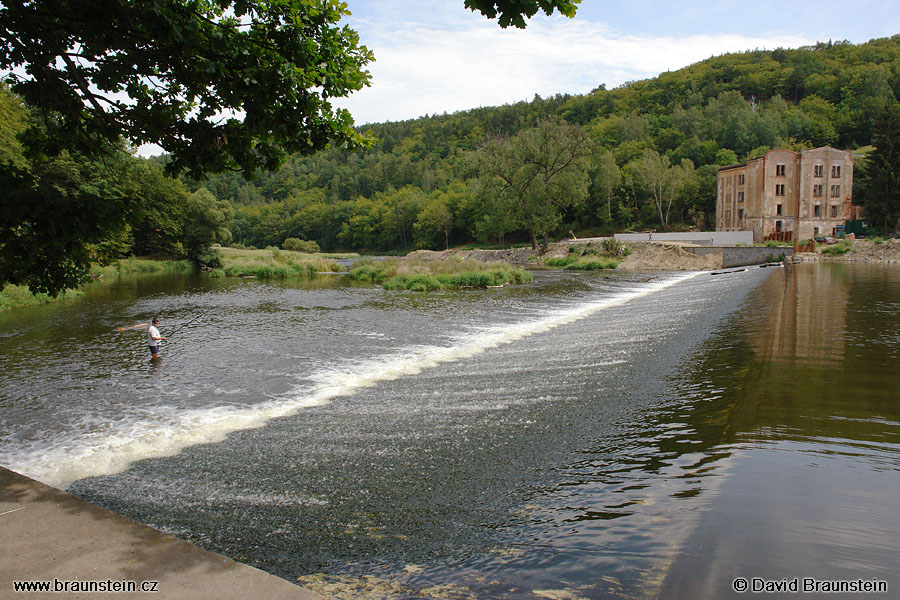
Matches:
[3,272,701,490]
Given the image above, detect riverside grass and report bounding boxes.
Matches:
[213,247,349,279]
[1,248,349,312]
[544,256,620,270]
[349,258,533,291]
[0,284,84,311]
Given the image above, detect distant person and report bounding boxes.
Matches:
[147,318,166,359]
[117,318,166,359]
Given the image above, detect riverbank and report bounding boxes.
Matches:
[0,249,350,312]
[792,237,900,263]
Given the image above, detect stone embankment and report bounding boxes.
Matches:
[410,238,900,271]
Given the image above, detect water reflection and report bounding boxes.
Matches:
[656,263,900,599]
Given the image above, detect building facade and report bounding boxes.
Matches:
[716,147,855,242]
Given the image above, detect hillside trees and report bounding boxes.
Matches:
[855,103,900,233]
[593,151,621,224]
[183,188,234,266]
[477,118,593,249]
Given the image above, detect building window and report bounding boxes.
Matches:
[776,204,783,215]
[813,184,823,197]
[776,221,783,232]
[738,174,745,185]
[776,164,786,176]
[832,165,841,178]
[738,191,745,202]
[831,185,841,197]
[831,205,838,217]
[814,164,824,177]
[775,184,785,196]
[738,208,744,219]
[814,205,821,217]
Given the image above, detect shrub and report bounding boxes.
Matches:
[564,258,619,270]
[544,256,577,267]
[601,238,626,256]
[282,238,321,253]
[191,247,223,269]
[821,241,853,256]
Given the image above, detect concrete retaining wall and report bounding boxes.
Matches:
[683,246,794,268]
[615,231,754,246]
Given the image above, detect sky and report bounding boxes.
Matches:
[332,0,900,125]
[134,0,899,156]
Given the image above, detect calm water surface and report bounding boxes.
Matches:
[1,263,898,599]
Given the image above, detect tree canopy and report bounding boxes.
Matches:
[855,103,900,233]
[0,0,374,177]
[465,0,581,29]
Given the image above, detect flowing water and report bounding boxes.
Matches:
[1,263,898,599]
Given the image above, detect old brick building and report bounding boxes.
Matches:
[716,147,856,242]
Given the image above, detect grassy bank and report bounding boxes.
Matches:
[1,248,351,312]
[821,240,854,256]
[0,284,85,311]
[90,258,194,278]
[2,258,193,312]
[544,256,620,270]
[348,258,533,291]
[543,240,625,270]
[213,247,350,278]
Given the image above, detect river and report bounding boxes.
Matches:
[1,263,898,599]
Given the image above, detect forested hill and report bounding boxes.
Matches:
[199,35,900,252]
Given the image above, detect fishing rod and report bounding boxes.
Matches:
[166,309,213,337]
[116,309,212,337]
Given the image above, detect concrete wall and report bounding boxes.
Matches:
[683,245,794,268]
[615,231,754,246]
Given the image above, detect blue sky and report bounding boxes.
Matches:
[334,0,900,125]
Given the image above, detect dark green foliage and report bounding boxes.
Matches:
[0,150,139,295]
[192,247,223,269]
[464,0,580,28]
[0,0,373,177]
[855,103,900,233]
[282,238,321,253]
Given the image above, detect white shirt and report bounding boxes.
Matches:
[148,325,161,347]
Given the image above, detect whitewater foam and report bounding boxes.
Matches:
[3,273,700,489]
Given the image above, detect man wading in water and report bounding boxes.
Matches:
[118,318,167,359]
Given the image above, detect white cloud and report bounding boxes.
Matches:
[335,15,813,124]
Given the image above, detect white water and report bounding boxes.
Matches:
[4,273,700,489]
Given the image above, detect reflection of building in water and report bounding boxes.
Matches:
[717,147,859,243]
[756,265,847,363]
